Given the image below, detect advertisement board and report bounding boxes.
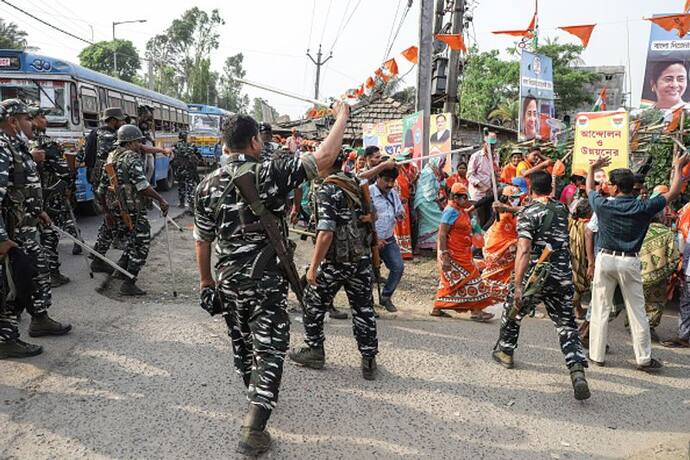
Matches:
[519,51,555,141]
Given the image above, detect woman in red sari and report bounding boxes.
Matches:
[395,159,420,260]
[481,186,523,284]
[432,183,508,320]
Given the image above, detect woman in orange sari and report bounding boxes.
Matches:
[395,159,420,260]
[481,186,523,284]
[432,183,508,320]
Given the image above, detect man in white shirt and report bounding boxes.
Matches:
[467,131,499,226]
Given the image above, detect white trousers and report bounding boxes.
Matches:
[589,252,651,365]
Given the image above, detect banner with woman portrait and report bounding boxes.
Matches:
[640,15,690,110]
[519,51,555,141]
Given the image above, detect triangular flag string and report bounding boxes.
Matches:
[558,24,596,48]
[383,58,399,76]
[435,34,467,52]
[493,12,536,38]
[401,45,418,64]
[645,13,690,39]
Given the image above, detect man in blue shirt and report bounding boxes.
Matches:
[586,154,690,372]
[369,167,405,312]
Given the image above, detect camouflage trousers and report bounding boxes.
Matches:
[175,171,198,209]
[94,211,151,277]
[496,274,587,369]
[302,258,378,358]
[218,269,290,412]
[39,194,80,272]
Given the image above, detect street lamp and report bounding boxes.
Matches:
[112,19,147,77]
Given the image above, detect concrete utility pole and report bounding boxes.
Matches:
[443,0,464,115]
[433,0,446,34]
[417,0,434,163]
[112,19,147,78]
[306,44,333,100]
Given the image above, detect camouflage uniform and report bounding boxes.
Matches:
[171,140,200,208]
[33,132,80,272]
[259,142,276,162]
[94,147,151,277]
[0,133,52,340]
[92,127,118,188]
[301,171,378,357]
[495,198,587,369]
[193,151,318,412]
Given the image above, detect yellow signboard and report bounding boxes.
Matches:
[572,111,629,173]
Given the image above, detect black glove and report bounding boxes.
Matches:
[199,286,223,316]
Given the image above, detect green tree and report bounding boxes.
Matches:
[488,99,519,128]
[251,98,279,122]
[458,48,519,122]
[146,7,224,101]
[0,19,31,50]
[78,40,141,82]
[217,54,249,113]
[390,86,416,106]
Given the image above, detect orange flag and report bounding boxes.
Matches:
[493,13,536,38]
[365,76,375,89]
[384,58,399,76]
[558,24,596,47]
[665,104,685,133]
[645,13,690,38]
[355,84,364,97]
[401,45,418,64]
[435,34,466,51]
[374,68,383,79]
[686,0,690,12]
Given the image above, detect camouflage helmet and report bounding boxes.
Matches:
[117,124,145,143]
[0,104,7,122]
[178,130,188,140]
[0,98,30,117]
[28,105,50,118]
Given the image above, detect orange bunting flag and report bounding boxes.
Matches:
[365,76,375,89]
[645,13,690,38]
[493,13,536,38]
[435,34,467,52]
[374,68,383,79]
[401,45,418,64]
[666,104,685,133]
[686,0,690,12]
[558,24,596,48]
[384,58,399,76]
[355,84,364,97]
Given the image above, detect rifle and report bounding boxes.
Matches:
[360,183,382,304]
[508,244,553,320]
[103,162,134,231]
[232,170,304,308]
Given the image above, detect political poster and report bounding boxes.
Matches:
[572,111,629,173]
[429,113,452,156]
[640,14,690,110]
[362,119,402,157]
[519,51,555,142]
[402,111,423,157]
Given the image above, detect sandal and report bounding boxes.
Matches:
[430,309,452,318]
[660,338,690,349]
[470,311,495,322]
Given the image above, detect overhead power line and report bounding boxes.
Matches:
[1,0,93,45]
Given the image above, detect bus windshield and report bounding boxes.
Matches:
[0,79,66,118]
[190,113,220,133]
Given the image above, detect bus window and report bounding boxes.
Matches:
[98,87,107,111]
[0,79,67,118]
[70,82,80,126]
[108,90,122,108]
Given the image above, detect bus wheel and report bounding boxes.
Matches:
[157,167,174,191]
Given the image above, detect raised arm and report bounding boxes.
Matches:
[586,156,611,195]
[664,152,690,203]
[313,102,350,173]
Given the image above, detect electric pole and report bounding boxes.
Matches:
[417,0,434,163]
[443,0,465,115]
[306,44,333,100]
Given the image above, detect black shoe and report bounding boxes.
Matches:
[637,357,663,373]
[177,201,186,208]
[379,296,398,313]
[288,346,325,369]
[569,363,591,401]
[362,356,378,380]
[50,271,71,287]
[0,339,43,359]
[237,405,272,456]
[328,306,348,320]
[120,279,147,296]
[492,350,514,369]
[29,313,72,337]
[71,243,83,255]
[90,258,114,274]
[112,256,130,280]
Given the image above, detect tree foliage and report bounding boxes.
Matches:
[0,19,31,50]
[217,54,249,113]
[79,40,141,82]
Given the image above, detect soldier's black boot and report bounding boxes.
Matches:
[29,312,72,337]
[72,243,82,255]
[0,339,43,359]
[569,363,591,401]
[50,270,71,287]
[120,279,147,296]
[328,305,348,320]
[288,346,325,369]
[361,356,378,380]
[237,405,272,456]
[90,258,114,274]
[112,256,129,280]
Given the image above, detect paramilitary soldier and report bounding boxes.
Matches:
[288,151,380,380]
[171,131,200,210]
[30,106,83,287]
[0,99,72,359]
[258,121,277,162]
[194,103,349,456]
[93,124,170,296]
[492,170,591,401]
[91,107,127,188]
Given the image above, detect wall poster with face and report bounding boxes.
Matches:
[519,51,555,142]
[641,15,690,110]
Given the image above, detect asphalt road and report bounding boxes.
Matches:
[1,187,689,459]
